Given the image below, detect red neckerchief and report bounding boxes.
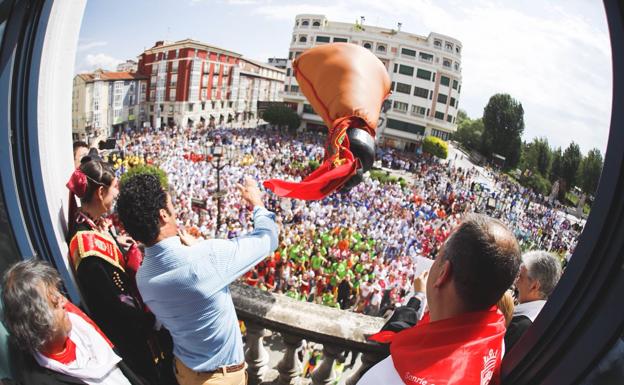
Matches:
[380,307,505,385]
[42,337,77,364]
[42,302,114,364]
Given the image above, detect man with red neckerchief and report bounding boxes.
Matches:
[358,214,521,385]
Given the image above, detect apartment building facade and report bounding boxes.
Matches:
[283,14,463,151]
[137,39,284,129]
[71,69,147,141]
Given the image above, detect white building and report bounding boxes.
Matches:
[72,69,147,141]
[284,14,463,151]
[267,57,288,69]
[237,58,286,122]
[116,59,138,72]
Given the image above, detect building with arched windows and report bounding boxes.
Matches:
[283,14,463,151]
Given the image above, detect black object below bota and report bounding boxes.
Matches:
[342,128,376,191]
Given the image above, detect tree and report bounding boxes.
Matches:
[481,94,525,168]
[454,117,484,152]
[422,136,448,159]
[120,164,168,189]
[522,137,552,176]
[550,147,563,183]
[561,142,582,191]
[577,148,603,196]
[262,105,301,131]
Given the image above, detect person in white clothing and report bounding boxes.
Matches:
[504,250,562,351]
[2,260,145,385]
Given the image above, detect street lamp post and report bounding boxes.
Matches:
[208,143,231,236]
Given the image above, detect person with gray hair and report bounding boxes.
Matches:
[505,250,563,351]
[1,259,146,385]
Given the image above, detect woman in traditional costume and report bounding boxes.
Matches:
[66,158,172,384]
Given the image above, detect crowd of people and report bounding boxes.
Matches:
[0,123,587,385]
[110,125,583,316]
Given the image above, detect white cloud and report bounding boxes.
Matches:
[83,53,123,71]
[77,40,108,52]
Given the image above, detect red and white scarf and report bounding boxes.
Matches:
[34,303,130,385]
[370,307,506,385]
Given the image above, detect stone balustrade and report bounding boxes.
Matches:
[231,282,387,385]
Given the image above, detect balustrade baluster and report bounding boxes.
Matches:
[311,344,342,385]
[276,333,303,385]
[244,322,270,385]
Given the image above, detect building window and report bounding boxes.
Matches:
[454,62,460,71]
[291,85,300,92]
[286,68,291,76]
[452,79,459,90]
[411,105,426,116]
[440,75,450,87]
[170,74,177,86]
[333,37,348,42]
[447,114,453,122]
[299,36,307,43]
[312,20,321,27]
[416,68,432,80]
[377,44,386,52]
[393,100,408,112]
[398,64,414,76]
[395,82,411,94]
[303,103,315,114]
[443,58,452,68]
[302,20,309,26]
[449,97,456,108]
[401,48,416,57]
[434,39,442,48]
[316,36,330,43]
[284,84,289,92]
[414,86,429,98]
[172,61,178,73]
[445,42,454,51]
[289,51,294,59]
[437,93,448,104]
[456,46,461,54]
[419,52,433,62]
[295,51,302,58]
[393,63,398,73]
[169,89,176,100]
[201,89,207,100]
[387,118,425,135]
[363,42,372,49]
[435,111,445,120]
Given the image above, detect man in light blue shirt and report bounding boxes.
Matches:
[117,175,278,385]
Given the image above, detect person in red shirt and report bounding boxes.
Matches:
[360,214,521,385]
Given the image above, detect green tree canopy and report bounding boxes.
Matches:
[261,105,301,131]
[550,147,563,183]
[481,93,525,168]
[522,137,552,176]
[454,117,484,152]
[561,142,582,190]
[577,148,603,196]
[422,136,448,159]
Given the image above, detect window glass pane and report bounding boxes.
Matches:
[414,87,429,98]
[401,48,416,57]
[417,68,432,80]
[438,93,448,104]
[395,83,411,94]
[440,76,450,86]
[398,65,414,76]
[315,36,330,43]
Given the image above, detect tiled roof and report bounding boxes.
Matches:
[76,70,148,82]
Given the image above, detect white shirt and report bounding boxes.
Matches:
[357,356,403,385]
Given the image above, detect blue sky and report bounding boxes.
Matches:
[75,0,612,155]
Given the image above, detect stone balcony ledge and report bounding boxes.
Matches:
[231,282,388,384]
